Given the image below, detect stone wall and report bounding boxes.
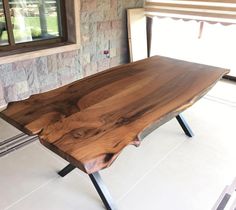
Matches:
[0,0,144,108]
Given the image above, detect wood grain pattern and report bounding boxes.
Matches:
[0,56,229,174]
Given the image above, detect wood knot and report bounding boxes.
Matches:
[72,127,102,139]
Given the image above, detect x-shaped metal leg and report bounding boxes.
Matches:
[89,172,116,210]
[57,114,193,210]
[176,114,194,137]
[58,164,116,210]
[58,164,76,177]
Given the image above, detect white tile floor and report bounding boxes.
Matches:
[0,119,21,143]
[0,80,235,210]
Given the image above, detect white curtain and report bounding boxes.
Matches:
[151,17,236,76]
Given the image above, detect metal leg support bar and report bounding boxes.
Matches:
[59,164,116,210]
[58,164,76,177]
[89,172,117,210]
[176,114,194,137]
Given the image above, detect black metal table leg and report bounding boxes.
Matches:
[89,172,117,210]
[176,114,194,137]
[58,164,76,177]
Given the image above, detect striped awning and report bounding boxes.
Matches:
[145,0,236,24]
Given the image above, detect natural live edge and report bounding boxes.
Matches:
[42,71,225,175]
[138,77,222,142]
[0,56,229,174]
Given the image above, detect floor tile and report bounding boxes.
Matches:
[100,119,187,201]
[0,142,66,210]
[183,98,236,159]
[0,118,21,143]
[119,141,236,210]
[5,171,104,210]
[207,80,236,103]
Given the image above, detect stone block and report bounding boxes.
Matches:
[36,56,48,76]
[109,56,120,68]
[110,0,118,10]
[97,58,110,72]
[110,48,117,58]
[0,81,4,103]
[81,0,97,12]
[82,53,91,65]
[15,81,29,95]
[0,63,14,86]
[47,54,58,73]
[97,0,110,11]
[83,62,98,77]
[97,21,112,31]
[112,20,122,29]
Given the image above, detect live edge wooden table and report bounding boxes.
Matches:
[0,56,229,210]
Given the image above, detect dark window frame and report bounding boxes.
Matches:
[0,0,67,52]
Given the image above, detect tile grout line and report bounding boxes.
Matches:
[117,139,188,203]
[186,136,236,163]
[35,143,87,178]
[3,143,87,210]
[4,177,57,210]
[0,141,38,160]
[204,96,236,108]
[35,143,67,165]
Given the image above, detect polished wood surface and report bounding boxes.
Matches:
[0,56,229,174]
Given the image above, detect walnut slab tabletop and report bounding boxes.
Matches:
[0,56,229,174]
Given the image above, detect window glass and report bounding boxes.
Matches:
[9,0,61,44]
[0,0,9,46]
[151,17,236,76]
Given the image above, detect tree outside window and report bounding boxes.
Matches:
[0,0,66,49]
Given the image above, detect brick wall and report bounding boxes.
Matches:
[0,0,144,108]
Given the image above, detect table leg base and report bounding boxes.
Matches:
[89,172,117,210]
[58,164,76,177]
[58,164,116,210]
[176,114,194,137]
[57,114,192,209]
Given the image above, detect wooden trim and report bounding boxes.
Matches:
[0,43,79,65]
[0,0,80,62]
[0,37,62,53]
[2,0,15,45]
[0,0,77,52]
[59,0,68,42]
[65,0,81,45]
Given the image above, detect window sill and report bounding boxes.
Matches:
[0,42,80,65]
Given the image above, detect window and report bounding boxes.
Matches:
[151,17,236,77]
[144,0,236,77]
[0,0,67,51]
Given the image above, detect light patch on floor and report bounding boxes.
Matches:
[0,119,21,143]
[0,80,235,210]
